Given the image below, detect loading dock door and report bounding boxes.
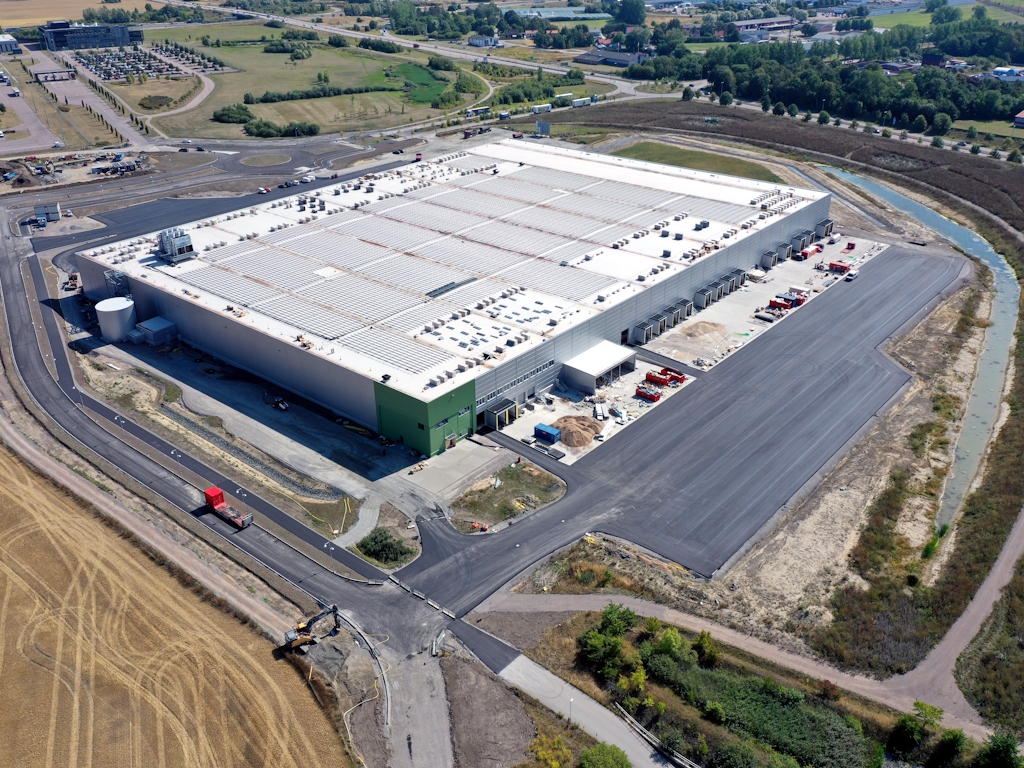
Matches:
[484,398,519,430]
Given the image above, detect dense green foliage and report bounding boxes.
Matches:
[490,70,585,105]
[534,24,594,50]
[393,62,448,103]
[229,0,330,14]
[357,527,414,564]
[281,29,319,40]
[82,4,204,23]
[243,118,320,137]
[575,605,874,768]
[327,35,348,47]
[263,39,312,55]
[358,38,403,53]
[243,84,400,104]
[428,55,455,71]
[973,733,1024,768]
[212,103,255,123]
[578,742,632,768]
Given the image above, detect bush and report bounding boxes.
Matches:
[818,110,830,125]
[600,603,637,637]
[213,103,255,123]
[932,112,952,135]
[720,91,733,106]
[1008,149,1022,164]
[772,101,785,115]
[703,700,727,724]
[431,89,461,110]
[139,94,173,109]
[357,527,414,564]
[682,86,693,101]
[932,136,945,149]
[888,714,924,758]
[971,144,982,154]
[912,114,928,133]
[428,54,455,70]
[928,729,965,767]
[281,29,319,40]
[578,742,631,768]
[694,630,721,668]
[359,38,402,53]
[715,742,760,768]
[972,733,1023,768]
[328,34,348,47]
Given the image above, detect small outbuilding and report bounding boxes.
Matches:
[560,341,636,394]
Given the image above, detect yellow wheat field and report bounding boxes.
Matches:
[0,0,164,28]
[0,443,352,768]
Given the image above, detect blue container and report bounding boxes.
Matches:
[534,424,561,443]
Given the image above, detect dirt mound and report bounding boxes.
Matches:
[551,415,604,447]
[679,320,729,342]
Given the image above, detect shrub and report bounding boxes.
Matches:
[932,136,945,149]
[773,101,785,115]
[933,112,953,135]
[882,128,892,138]
[786,103,798,116]
[578,742,631,768]
[359,38,402,53]
[719,91,733,106]
[431,89,461,109]
[328,34,348,47]
[212,103,255,123]
[703,700,727,724]
[818,110,830,125]
[139,94,173,109]
[928,729,965,767]
[682,86,693,101]
[972,733,1023,768]
[912,114,928,132]
[356,527,414,564]
[643,616,662,635]
[888,714,924,758]
[694,630,720,668]
[428,54,455,70]
[715,742,760,768]
[1008,149,1022,164]
[601,604,638,637]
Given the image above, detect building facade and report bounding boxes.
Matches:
[39,21,143,51]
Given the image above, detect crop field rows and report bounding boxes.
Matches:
[0,443,350,767]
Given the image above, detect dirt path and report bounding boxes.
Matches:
[0,433,352,766]
[477,542,1024,746]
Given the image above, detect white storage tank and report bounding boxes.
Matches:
[95,296,137,343]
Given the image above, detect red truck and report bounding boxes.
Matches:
[204,486,253,529]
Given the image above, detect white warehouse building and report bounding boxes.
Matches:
[76,141,831,456]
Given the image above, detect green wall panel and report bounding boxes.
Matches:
[374,380,476,456]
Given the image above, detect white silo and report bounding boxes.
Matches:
[95,296,137,343]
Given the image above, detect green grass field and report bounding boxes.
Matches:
[150,24,467,137]
[612,141,783,183]
[873,3,1021,26]
[953,118,1020,138]
[395,61,448,103]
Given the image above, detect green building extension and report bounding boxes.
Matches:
[374,379,476,456]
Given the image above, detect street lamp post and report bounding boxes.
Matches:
[569,698,573,725]
[113,415,126,440]
[235,488,247,505]
[170,449,183,477]
[323,541,336,574]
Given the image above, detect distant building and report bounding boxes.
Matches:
[992,66,1024,81]
[573,49,648,67]
[1015,109,1024,129]
[39,20,143,51]
[0,34,20,53]
[468,34,499,47]
[921,50,945,67]
[511,7,612,20]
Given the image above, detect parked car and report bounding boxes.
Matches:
[845,270,859,281]
[179,147,189,152]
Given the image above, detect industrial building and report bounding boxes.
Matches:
[39,20,144,51]
[0,34,21,53]
[75,141,830,456]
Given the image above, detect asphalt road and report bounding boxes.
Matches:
[400,247,967,613]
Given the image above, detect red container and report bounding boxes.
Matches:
[646,370,672,386]
[204,486,225,509]
[769,298,792,310]
[636,386,662,402]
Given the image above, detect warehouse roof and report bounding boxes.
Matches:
[562,340,636,378]
[79,140,825,400]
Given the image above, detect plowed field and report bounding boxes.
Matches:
[0,444,351,768]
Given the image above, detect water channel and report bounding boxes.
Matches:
[825,168,1019,529]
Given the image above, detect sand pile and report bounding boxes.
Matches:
[551,415,604,447]
[680,321,729,343]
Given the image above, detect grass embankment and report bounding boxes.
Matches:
[451,462,565,528]
[612,141,783,183]
[516,691,599,768]
[240,153,291,166]
[528,605,981,768]
[301,496,362,538]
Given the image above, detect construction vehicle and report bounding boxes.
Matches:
[282,604,341,652]
[66,272,79,291]
[203,486,253,529]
